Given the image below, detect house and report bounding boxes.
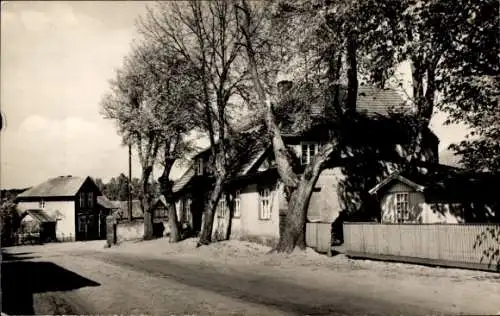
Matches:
[172,84,441,244]
[15,175,113,241]
[368,168,500,224]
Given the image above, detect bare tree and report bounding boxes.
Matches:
[236,0,355,252]
[138,1,250,246]
[101,42,199,241]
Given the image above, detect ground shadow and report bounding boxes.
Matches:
[2,251,39,261]
[1,252,100,315]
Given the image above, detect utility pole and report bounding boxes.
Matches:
[128,142,132,221]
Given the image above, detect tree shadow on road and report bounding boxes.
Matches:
[1,252,100,315]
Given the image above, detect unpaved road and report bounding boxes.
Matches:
[2,242,499,315]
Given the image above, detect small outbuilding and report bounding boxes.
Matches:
[368,168,500,224]
[20,209,57,243]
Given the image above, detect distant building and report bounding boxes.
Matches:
[15,175,114,241]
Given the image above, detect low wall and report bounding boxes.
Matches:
[343,223,500,272]
[116,220,170,243]
[116,220,144,243]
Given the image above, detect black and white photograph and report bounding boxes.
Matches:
[1,1,499,315]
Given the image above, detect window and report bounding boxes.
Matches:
[233,190,241,218]
[396,193,410,223]
[217,197,227,218]
[79,193,86,208]
[259,188,272,220]
[87,192,94,208]
[78,215,86,232]
[196,158,204,176]
[39,200,45,208]
[154,206,168,219]
[301,142,319,165]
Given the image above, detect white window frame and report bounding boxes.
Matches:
[196,157,204,176]
[259,188,272,220]
[79,192,86,208]
[217,197,227,218]
[301,142,319,165]
[233,190,241,218]
[87,192,94,208]
[154,206,165,219]
[39,199,45,209]
[396,193,410,223]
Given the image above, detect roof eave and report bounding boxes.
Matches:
[369,172,426,195]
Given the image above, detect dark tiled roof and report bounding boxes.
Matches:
[97,195,120,209]
[355,86,409,116]
[370,164,499,198]
[22,209,56,223]
[235,86,410,136]
[17,176,88,198]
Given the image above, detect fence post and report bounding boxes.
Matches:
[106,215,116,247]
[326,222,333,257]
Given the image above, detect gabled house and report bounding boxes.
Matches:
[15,175,113,241]
[368,168,500,224]
[172,84,440,243]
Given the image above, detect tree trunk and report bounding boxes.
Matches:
[275,143,337,253]
[142,166,154,240]
[158,157,180,243]
[238,1,340,253]
[197,175,225,246]
[143,200,154,240]
[223,193,234,241]
[238,0,298,189]
[168,201,181,242]
[408,57,437,164]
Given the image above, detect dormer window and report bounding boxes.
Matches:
[196,157,204,176]
[301,142,320,165]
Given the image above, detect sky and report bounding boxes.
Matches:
[0,1,468,189]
